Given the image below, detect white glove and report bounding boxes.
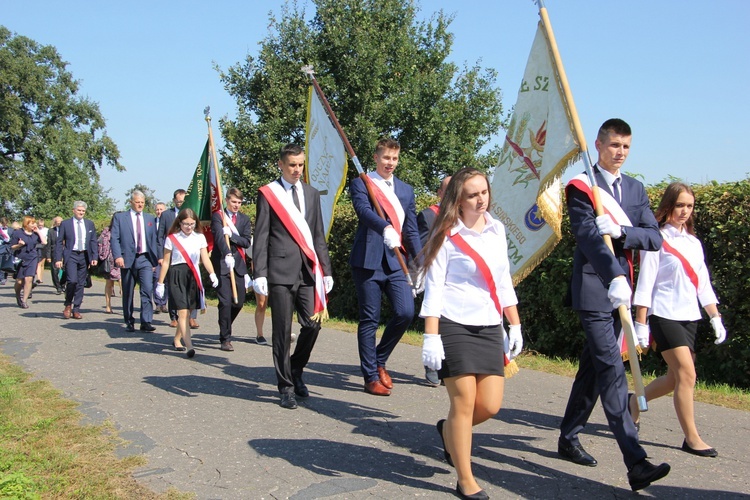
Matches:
[222,226,232,236]
[634,321,650,349]
[710,316,726,344]
[253,277,268,296]
[595,215,622,239]
[422,334,445,371]
[209,273,219,288]
[508,324,523,359]
[244,274,253,290]
[414,271,425,295]
[155,282,165,299]
[608,276,631,309]
[324,276,334,293]
[383,226,401,249]
[224,254,235,270]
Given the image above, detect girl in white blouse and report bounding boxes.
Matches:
[420,167,523,499]
[156,208,218,358]
[631,182,726,457]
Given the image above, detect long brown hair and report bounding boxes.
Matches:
[169,208,203,235]
[421,167,491,271]
[654,182,695,235]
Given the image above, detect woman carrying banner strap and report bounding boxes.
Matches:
[631,182,726,457]
[419,167,523,500]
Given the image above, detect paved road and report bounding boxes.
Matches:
[1,279,749,499]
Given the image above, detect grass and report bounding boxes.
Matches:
[1,297,748,497]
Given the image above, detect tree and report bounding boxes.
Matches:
[0,26,122,220]
[218,0,503,199]
[123,183,158,213]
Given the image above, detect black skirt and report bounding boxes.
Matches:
[167,263,200,311]
[438,316,504,379]
[650,314,698,353]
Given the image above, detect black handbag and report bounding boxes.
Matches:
[100,258,112,274]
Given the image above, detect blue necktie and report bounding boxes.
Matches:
[613,178,621,204]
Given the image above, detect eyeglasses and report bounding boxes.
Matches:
[181,222,196,227]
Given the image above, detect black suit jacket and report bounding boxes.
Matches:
[158,207,179,249]
[211,210,252,276]
[253,180,332,285]
[417,205,439,248]
[45,226,60,260]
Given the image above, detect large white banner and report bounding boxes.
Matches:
[490,23,579,284]
[305,86,348,238]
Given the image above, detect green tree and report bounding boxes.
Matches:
[123,183,157,213]
[0,26,122,220]
[218,0,503,199]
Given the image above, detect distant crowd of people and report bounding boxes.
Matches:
[0,122,729,498]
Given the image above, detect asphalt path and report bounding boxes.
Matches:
[1,279,748,499]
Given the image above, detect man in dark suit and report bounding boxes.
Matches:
[46,216,64,294]
[211,187,252,352]
[253,144,333,409]
[157,189,188,327]
[350,138,422,396]
[416,175,451,387]
[152,202,168,314]
[54,201,98,319]
[111,190,161,332]
[559,119,670,491]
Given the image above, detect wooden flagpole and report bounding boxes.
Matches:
[536,1,647,411]
[204,107,238,304]
[301,66,414,289]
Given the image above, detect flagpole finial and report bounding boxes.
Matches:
[301,65,315,76]
[204,106,211,122]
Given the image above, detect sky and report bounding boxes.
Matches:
[4,0,750,207]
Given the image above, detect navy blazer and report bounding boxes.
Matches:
[111,210,161,268]
[417,205,438,248]
[349,175,422,272]
[54,217,98,263]
[567,167,662,312]
[211,210,253,276]
[157,207,179,248]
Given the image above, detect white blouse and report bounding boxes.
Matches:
[164,231,207,267]
[633,224,718,321]
[420,212,518,326]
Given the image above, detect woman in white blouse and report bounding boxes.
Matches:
[156,208,218,358]
[631,182,726,457]
[420,167,523,500]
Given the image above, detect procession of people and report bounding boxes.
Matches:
[2,125,731,497]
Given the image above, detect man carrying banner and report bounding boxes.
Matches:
[253,144,333,409]
[558,119,670,491]
[350,138,423,396]
[211,187,252,352]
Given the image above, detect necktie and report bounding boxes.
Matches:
[613,178,621,204]
[76,220,84,251]
[136,212,143,254]
[385,180,392,189]
[232,212,237,225]
[291,185,301,211]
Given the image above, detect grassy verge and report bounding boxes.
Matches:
[0,352,191,499]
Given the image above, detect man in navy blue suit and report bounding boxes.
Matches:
[350,138,422,396]
[54,201,98,320]
[558,119,670,491]
[111,190,161,332]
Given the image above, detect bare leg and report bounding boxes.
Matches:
[175,309,189,349]
[630,366,676,424]
[104,279,114,312]
[662,347,712,450]
[36,260,44,282]
[22,276,33,302]
[254,291,267,337]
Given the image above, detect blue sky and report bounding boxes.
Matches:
[5,1,750,206]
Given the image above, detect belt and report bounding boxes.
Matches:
[73,250,87,253]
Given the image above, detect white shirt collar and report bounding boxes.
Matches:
[597,164,620,189]
[449,212,502,237]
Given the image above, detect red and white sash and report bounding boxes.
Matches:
[661,235,699,292]
[168,234,206,312]
[259,182,327,318]
[222,211,246,262]
[362,173,405,239]
[449,232,512,368]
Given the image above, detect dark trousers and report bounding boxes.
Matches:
[559,310,647,469]
[269,279,320,394]
[352,264,414,384]
[63,251,88,311]
[51,260,63,291]
[121,254,154,327]
[216,271,246,343]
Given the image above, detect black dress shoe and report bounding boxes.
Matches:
[627,459,670,491]
[125,324,135,332]
[186,349,196,359]
[681,440,718,458]
[140,323,156,332]
[280,392,297,409]
[436,419,454,467]
[456,484,489,500]
[558,440,598,466]
[293,376,309,398]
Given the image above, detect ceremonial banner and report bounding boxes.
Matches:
[304,86,348,238]
[183,138,222,251]
[490,23,580,284]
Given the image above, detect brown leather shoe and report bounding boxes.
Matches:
[220,341,234,352]
[189,319,199,329]
[169,320,178,328]
[364,380,391,396]
[63,305,72,319]
[377,366,393,389]
[72,311,83,319]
